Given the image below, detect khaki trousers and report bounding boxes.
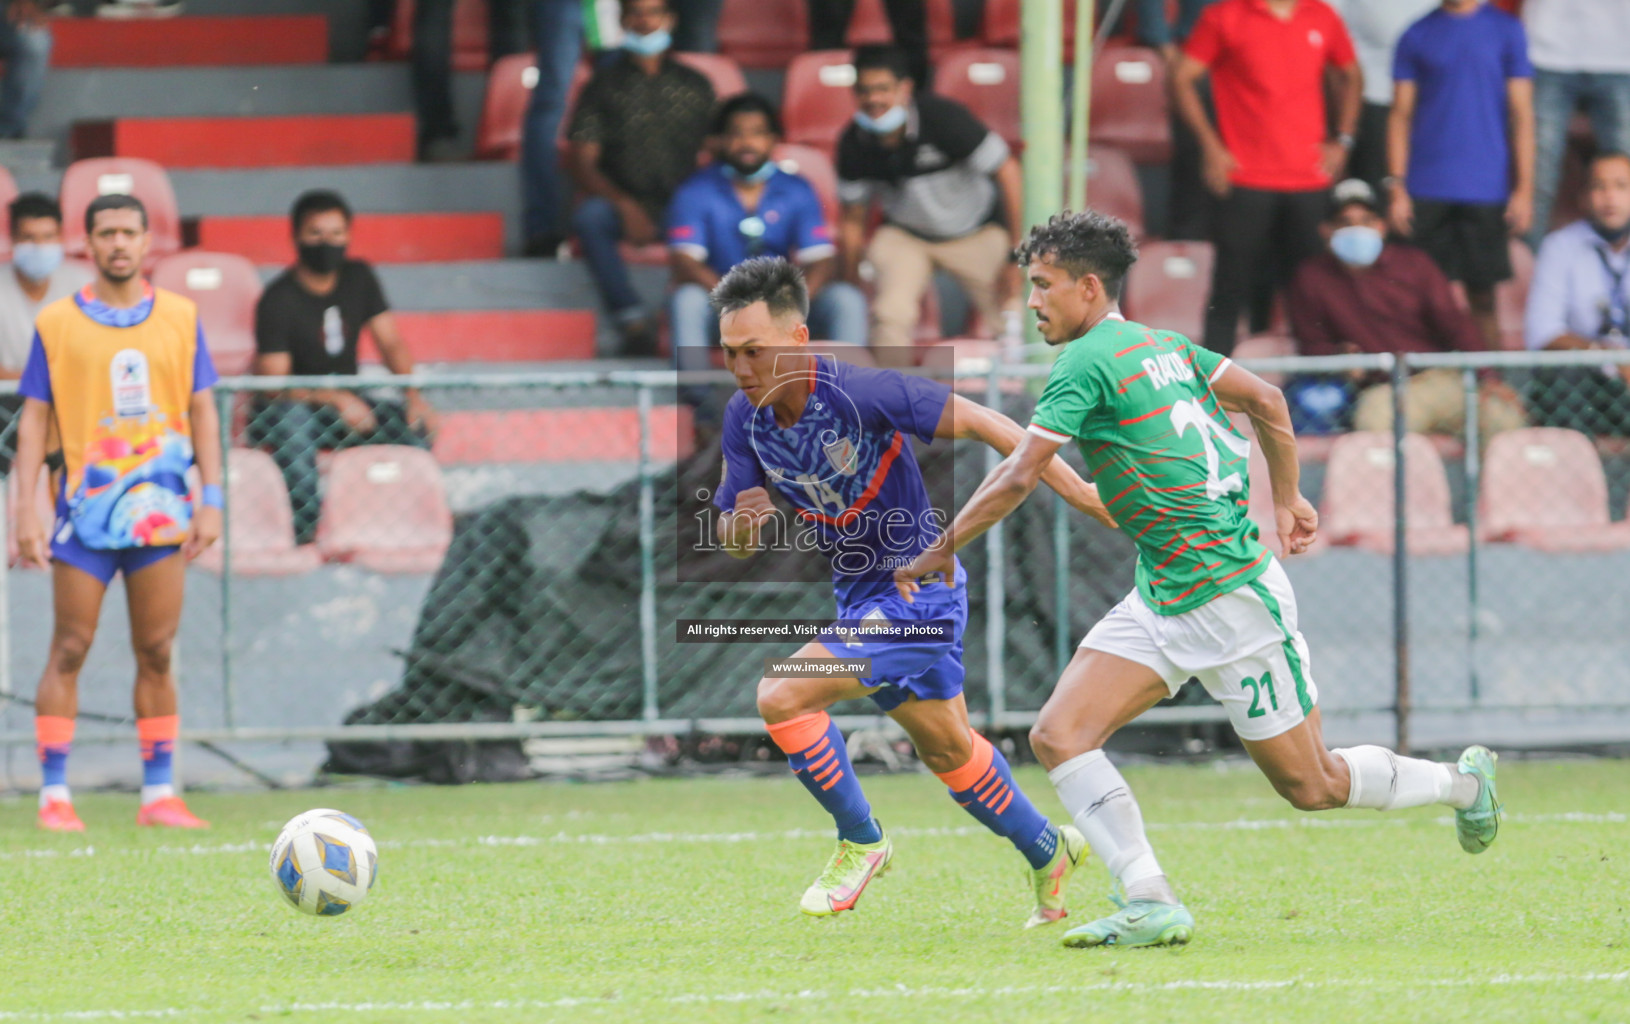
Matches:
[1351,368,1526,438]
[866,223,1012,349]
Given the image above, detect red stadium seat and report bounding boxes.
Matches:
[60,157,182,259]
[150,251,262,378]
[0,166,18,261]
[474,52,541,160]
[772,143,841,228]
[782,51,858,155]
[194,449,322,576]
[846,0,894,45]
[935,48,1019,148]
[1481,427,1630,551]
[676,52,751,102]
[1091,46,1171,163]
[720,0,808,68]
[316,446,454,574]
[1070,145,1145,238]
[1320,432,1469,555]
[1230,333,1297,387]
[389,0,490,71]
[1123,240,1213,342]
[927,0,974,58]
[1495,236,1534,350]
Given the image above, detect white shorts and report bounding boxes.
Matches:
[1080,558,1319,742]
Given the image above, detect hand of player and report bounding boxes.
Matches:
[1275,494,1319,557]
[406,392,440,441]
[331,392,378,435]
[617,198,659,246]
[725,486,777,550]
[1201,142,1237,198]
[1319,141,1349,181]
[184,505,223,561]
[1505,188,1533,236]
[892,541,956,604]
[15,506,49,571]
[1388,187,1414,237]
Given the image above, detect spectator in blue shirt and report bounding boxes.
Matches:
[667,94,868,360]
[1525,150,1630,435]
[1387,0,1535,347]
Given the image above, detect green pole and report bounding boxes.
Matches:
[1067,0,1096,212]
[1021,0,1065,351]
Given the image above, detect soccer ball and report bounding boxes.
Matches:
[269,808,378,917]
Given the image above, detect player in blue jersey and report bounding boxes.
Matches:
[710,256,1117,923]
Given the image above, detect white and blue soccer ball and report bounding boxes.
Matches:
[269,808,378,917]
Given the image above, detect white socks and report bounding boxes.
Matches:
[141,783,175,806]
[1332,745,1478,811]
[1048,749,1177,904]
[40,784,71,809]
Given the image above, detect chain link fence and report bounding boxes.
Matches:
[1,348,1629,787]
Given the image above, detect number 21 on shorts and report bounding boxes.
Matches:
[1242,671,1278,719]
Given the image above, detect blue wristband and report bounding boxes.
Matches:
[201,484,224,509]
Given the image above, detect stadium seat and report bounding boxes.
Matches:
[1122,240,1213,342]
[982,0,1078,59]
[316,446,454,574]
[1494,237,1534,350]
[922,338,1025,393]
[388,0,490,71]
[60,157,182,259]
[1068,145,1145,238]
[676,53,751,102]
[150,251,262,378]
[1320,431,1470,555]
[193,449,323,576]
[719,0,808,67]
[1231,333,1297,387]
[935,48,1019,148]
[0,165,17,261]
[846,0,894,45]
[6,466,54,569]
[773,143,841,228]
[1091,46,1171,163]
[1480,427,1630,551]
[926,0,975,58]
[782,51,858,155]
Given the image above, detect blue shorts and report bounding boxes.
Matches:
[51,522,179,586]
[817,563,969,712]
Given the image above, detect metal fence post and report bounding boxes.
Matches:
[985,362,1008,723]
[637,385,659,722]
[1390,356,1410,754]
[1461,367,1481,705]
[216,386,235,729]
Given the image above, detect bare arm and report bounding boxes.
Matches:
[994,156,1023,249]
[13,396,50,569]
[1387,80,1417,234]
[568,140,627,203]
[1322,61,1363,179]
[838,202,868,285]
[713,485,777,559]
[1171,53,1235,195]
[370,311,438,437]
[802,255,835,296]
[1506,76,1536,234]
[933,393,1114,527]
[671,249,721,290]
[1210,361,1318,554]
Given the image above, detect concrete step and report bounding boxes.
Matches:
[32,65,486,166]
[375,310,598,363]
[52,14,328,67]
[196,211,506,263]
[73,113,417,168]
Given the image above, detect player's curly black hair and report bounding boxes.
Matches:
[709,256,810,321]
[1013,210,1139,301]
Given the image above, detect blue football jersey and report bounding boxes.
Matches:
[714,354,953,605]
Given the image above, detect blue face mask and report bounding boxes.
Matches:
[724,159,776,185]
[622,28,671,56]
[1330,224,1384,268]
[854,104,908,135]
[12,241,63,283]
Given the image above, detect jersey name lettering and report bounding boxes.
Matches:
[1142,352,1195,391]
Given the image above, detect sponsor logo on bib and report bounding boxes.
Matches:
[111,349,151,418]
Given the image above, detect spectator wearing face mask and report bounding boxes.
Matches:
[1285,178,1524,438]
[567,0,716,356]
[0,192,92,474]
[835,45,1023,366]
[667,93,867,362]
[247,189,437,545]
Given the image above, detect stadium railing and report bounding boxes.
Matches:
[2,348,1629,779]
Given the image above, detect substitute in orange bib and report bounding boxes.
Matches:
[13,193,223,833]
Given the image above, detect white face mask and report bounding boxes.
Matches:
[12,241,63,282]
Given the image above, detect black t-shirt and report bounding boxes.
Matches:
[254,260,389,376]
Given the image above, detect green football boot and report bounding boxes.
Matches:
[1455,745,1502,854]
[1025,824,1089,929]
[1061,892,1194,949]
[799,829,893,916]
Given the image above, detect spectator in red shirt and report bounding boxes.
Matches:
[1286,179,1525,437]
[1171,0,1363,355]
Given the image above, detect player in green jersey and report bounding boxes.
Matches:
[895,211,1502,949]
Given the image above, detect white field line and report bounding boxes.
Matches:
[0,812,1623,863]
[2,973,1628,1021]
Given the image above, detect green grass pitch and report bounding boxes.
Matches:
[1,758,1627,1022]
